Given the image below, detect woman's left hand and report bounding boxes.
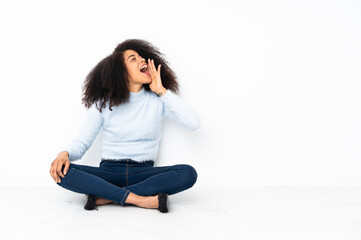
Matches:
[148,59,166,96]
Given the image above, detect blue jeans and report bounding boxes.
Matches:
[57,159,198,206]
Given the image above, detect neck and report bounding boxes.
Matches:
[128,83,143,93]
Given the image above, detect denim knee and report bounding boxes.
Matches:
[177,164,198,188]
[56,164,75,186]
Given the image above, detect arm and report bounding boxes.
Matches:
[147,58,200,130]
[61,103,103,162]
[160,90,201,131]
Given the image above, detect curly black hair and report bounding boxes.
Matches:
[81,39,179,112]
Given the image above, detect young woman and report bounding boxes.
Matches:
[49,39,200,213]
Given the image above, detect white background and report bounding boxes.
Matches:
[0,0,360,188]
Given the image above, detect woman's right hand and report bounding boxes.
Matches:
[50,151,70,184]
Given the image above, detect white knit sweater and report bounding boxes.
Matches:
[63,88,200,162]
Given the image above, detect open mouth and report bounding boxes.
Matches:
[140,65,149,74]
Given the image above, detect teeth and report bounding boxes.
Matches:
[140,65,147,71]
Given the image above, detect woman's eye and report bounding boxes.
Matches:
[132,58,136,61]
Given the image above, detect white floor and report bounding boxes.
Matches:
[0,186,360,240]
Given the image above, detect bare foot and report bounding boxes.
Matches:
[139,195,158,209]
[96,197,114,206]
[125,193,159,209]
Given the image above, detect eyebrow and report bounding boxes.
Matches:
[127,54,136,61]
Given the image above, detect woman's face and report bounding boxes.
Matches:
[123,49,151,86]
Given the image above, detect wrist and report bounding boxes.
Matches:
[155,87,167,97]
[59,151,69,157]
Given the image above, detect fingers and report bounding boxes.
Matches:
[63,160,70,176]
[49,159,67,184]
[147,58,163,93]
[148,59,160,76]
[56,162,65,180]
[54,162,61,183]
[148,59,154,77]
[157,63,161,75]
[49,164,55,182]
[50,161,59,183]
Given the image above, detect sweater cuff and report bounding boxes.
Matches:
[61,146,78,162]
[159,89,176,102]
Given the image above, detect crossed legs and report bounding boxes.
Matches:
[57,161,197,210]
